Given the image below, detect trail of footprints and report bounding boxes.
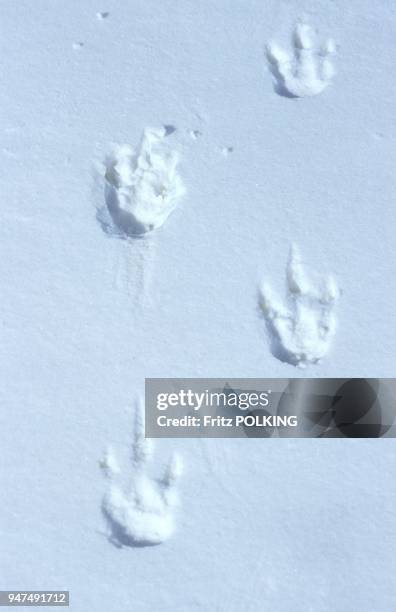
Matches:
[98,20,341,545]
[101,402,183,547]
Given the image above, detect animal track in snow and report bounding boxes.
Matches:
[101,402,183,546]
[259,245,340,367]
[104,127,185,236]
[266,23,336,97]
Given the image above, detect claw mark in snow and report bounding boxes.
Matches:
[104,127,185,237]
[101,402,183,547]
[259,245,340,367]
[266,23,336,97]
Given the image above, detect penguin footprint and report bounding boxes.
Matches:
[260,244,340,367]
[266,23,336,97]
[101,402,183,546]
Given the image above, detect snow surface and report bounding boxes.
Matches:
[1,1,396,610]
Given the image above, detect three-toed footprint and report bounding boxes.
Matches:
[101,401,183,546]
[259,244,340,367]
[266,23,336,97]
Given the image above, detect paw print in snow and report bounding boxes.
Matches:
[266,23,336,97]
[259,244,340,367]
[101,402,183,546]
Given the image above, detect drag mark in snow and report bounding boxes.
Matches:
[259,245,340,367]
[104,127,185,236]
[112,235,157,310]
[266,23,336,97]
[101,401,183,547]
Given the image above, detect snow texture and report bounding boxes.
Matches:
[260,244,339,367]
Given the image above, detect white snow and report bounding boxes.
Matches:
[2,0,396,610]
